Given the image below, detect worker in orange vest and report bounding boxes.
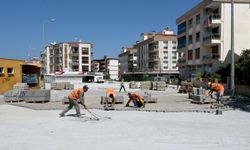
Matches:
[207,82,224,103]
[104,88,116,110]
[125,93,145,108]
[59,85,89,117]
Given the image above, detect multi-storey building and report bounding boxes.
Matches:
[41,42,92,75]
[118,47,137,78]
[92,56,119,80]
[134,28,179,79]
[176,0,250,79]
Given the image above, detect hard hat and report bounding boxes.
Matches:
[207,82,212,87]
[83,85,89,90]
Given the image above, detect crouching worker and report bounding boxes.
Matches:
[59,85,89,117]
[207,82,224,104]
[105,88,116,110]
[125,93,145,108]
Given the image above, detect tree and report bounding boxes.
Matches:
[235,49,250,86]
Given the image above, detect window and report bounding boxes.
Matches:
[195,48,200,59]
[188,18,193,28]
[164,56,168,59]
[178,36,186,49]
[196,32,200,42]
[196,14,201,25]
[172,52,177,59]
[0,67,3,74]
[178,21,187,35]
[164,46,168,49]
[163,61,168,63]
[188,35,193,45]
[164,67,168,69]
[172,61,177,63]
[188,50,193,60]
[7,68,14,74]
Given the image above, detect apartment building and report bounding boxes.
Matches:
[176,0,250,79]
[92,56,119,80]
[41,42,92,75]
[118,47,137,77]
[134,28,179,79]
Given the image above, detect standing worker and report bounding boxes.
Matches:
[59,85,89,117]
[125,93,145,108]
[119,79,126,92]
[104,88,116,110]
[207,82,224,104]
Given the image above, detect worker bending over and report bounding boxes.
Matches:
[125,93,145,108]
[60,85,89,117]
[105,88,116,109]
[207,82,224,103]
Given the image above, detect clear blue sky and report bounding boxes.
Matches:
[0,0,201,60]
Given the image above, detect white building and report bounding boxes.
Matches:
[134,28,179,79]
[92,56,119,80]
[107,59,119,80]
[176,0,250,79]
[41,42,92,75]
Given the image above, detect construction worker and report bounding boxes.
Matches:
[125,93,145,108]
[59,85,89,117]
[207,82,224,103]
[104,88,116,109]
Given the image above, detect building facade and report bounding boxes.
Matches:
[134,28,179,79]
[0,58,41,94]
[41,42,92,75]
[176,0,250,79]
[118,47,137,77]
[92,56,119,80]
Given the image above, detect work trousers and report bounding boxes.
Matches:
[60,98,80,115]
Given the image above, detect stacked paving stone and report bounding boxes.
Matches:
[51,82,73,90]
[189,87,214,104]
[100,95,124,104]
[140,81,152,90]
[24,90,50,103]
[156,81,166,91]
[151,82,157,90]
[4,83,28,102]
[129,81,138,89]
[142,92,158,103]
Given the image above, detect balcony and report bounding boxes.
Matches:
[203,33,220,45]
[177,58,186,67]
[202,54,220,64]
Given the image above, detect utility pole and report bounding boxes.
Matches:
[230,0,235,98]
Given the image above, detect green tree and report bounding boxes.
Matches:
[235,49,250,86]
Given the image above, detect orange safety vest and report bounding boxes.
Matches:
[131,93,144,101]
[211,83,224,93]
[68,88,84,100]
[106,88,115,97]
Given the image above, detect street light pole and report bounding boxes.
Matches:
[42,18,55,47]
[230,0,235,98]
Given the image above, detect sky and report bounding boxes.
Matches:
[0,0,201,60]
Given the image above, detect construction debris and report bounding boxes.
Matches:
[179,81,193,93]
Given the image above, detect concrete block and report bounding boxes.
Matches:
[100,95,124,104]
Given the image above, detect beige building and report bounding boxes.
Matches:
[176,0,250,79]
[134,28,179,79]
[41,42,92,75]
[118,47,137,78]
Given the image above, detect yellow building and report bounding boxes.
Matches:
[0,58,41,94]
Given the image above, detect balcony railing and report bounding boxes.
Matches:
[202,54,220,63]
[203,33,220,42]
